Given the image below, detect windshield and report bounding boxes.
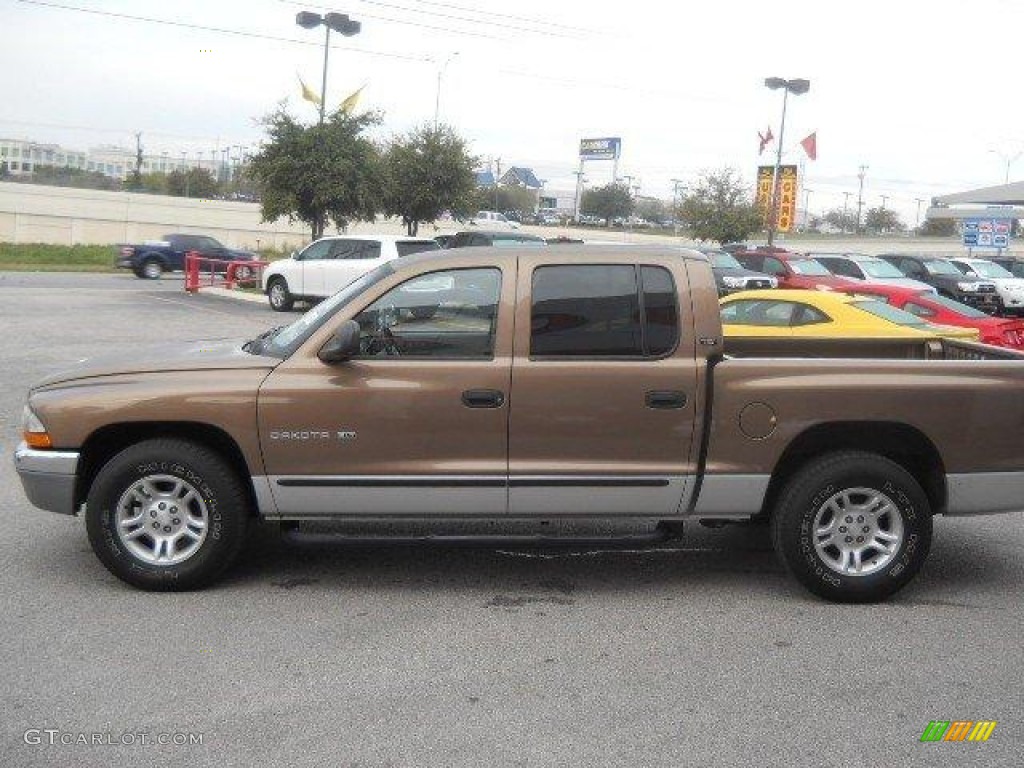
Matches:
[923,260,961,276]
[709,252,743,269]
[250,263,395,358]
[859,260,905,278]
[788,258,831,276]
[926,294,988,318]
[968,261,1013,279]
[851,300,929,328]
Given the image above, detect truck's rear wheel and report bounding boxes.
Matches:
[267,277,294,311]
[771,451,932,603]
[85,439,250,591]
[139,258,163,280]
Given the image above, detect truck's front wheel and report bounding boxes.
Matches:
[771,451,932,603]
[85,439,250,591]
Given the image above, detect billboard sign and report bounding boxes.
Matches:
[579,137,622,160]
[963,218,1012,248]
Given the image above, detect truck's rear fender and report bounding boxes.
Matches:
[760,421,947,519]
[75,421,260,516]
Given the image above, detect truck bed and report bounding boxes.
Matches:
[722,336,1024,360]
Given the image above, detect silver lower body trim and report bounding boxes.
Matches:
[690,474,771,518]
[945,472,1024,516]
[259,474,690,519]
[509,475,690,517]
[14,442,80,516]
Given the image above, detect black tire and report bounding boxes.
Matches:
[85,439,251,591]
[771,451,932,603]
[267,277,294,312]
[140,258,163,280]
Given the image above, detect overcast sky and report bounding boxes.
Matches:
[3,0,1022,226]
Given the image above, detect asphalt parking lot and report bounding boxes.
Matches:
[0,271,1021,767]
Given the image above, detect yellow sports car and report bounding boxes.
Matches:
[720,290,979,341]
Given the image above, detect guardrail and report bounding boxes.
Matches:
[184,250,269,294]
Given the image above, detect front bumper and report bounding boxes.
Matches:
[13,442,80,515]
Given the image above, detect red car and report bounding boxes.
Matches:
[733,250,862,292]
[847,284,1024,349]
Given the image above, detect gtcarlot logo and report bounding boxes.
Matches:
[919,720,997,742]
[24,729,203,747]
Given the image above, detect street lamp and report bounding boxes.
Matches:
[434,52,459,131]
[764,76,810,246]
[295,10,362,126]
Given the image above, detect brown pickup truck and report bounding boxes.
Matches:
[14,246,1024,601]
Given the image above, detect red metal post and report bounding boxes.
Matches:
[185,251,200,293]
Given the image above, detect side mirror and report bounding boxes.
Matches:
[290,250,299,260]
[318,320,361,363]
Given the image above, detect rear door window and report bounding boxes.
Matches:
[530,265,679,357]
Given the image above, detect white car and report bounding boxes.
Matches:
[949,257,1024,315]
[262,235,440,311]
[470,210,519,229]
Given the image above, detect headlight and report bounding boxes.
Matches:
[957,282,979,291]
[768,277,779,288]
[722,276,746,288]
[22,405,52,449]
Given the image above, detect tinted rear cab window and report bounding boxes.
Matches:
[530,265,679,357]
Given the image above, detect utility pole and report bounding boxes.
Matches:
[842,191,851,233]
[493,157,501,211]
[802,188,813,230]
[670,178,684,236]
[133,132,143,188]
[915,197,924,230]
[880,194,888,210]
[856,164,868,234]
[573,167,586,223]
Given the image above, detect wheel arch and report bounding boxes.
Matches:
[75,421,258,515]
[763,421,946,518]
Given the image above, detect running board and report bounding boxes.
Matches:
[280,521,684,548]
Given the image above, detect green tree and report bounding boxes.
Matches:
[865,206,906,234]
[635,197,669,224]
[821,207,858,233]
[470,185,537,218]
[166,167,219,199]
[138,172,169,195]
[248,105,382,240]
[382,124,477,235]
[581,183,633,222]
[679,168,763,243]
[918,217,957,236]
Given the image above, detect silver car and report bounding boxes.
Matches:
[811,253,935,292]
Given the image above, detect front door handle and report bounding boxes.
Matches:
[645,390,687,409]
[462,389,505,409]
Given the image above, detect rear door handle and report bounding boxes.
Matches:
[645,390,687,409]
[462,389,505,409]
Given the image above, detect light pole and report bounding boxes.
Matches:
[433,52,459,131]
[763,77,810,246]
[295,10,362,126]
[988,149,1022,184]
[856,164,868,234]
[915,197,924,230]
[842,191,851,233]
[802,187,813,230]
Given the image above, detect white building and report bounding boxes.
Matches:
[0,138,227,180]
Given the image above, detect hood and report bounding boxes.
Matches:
[32,339,279,390]
[714,266,773,280]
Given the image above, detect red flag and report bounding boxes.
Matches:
[758,126,774,155]
[800,132,817,161]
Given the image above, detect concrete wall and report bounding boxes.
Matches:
[0,182,412,249]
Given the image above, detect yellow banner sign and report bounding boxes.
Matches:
[777,165,798,232]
